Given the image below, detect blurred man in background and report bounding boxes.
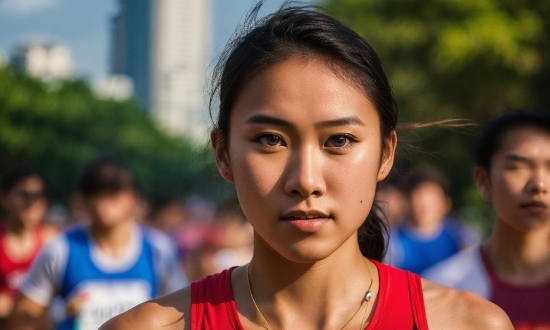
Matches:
[0,167,58,327]
[7,157,186,330]
[423,110,550,329]
[386,166,479,273]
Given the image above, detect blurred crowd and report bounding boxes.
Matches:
[1,110,550,329]
[0,159,252,329]
[0,157,479,329]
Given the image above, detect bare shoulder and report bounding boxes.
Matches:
[100,286,191,330]
[422,279,513,330]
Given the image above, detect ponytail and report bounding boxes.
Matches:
[357,201,388,262]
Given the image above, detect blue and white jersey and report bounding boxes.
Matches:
[20,223,187,330]
[385,218,480,274]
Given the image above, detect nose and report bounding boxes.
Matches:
[284,146,326,198]
[527,169,549,194]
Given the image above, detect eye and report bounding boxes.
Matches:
[255,133,286,148]
[324,134,356,149]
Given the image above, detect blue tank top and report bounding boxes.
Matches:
[394,221,462,274]
[56,226,158,330]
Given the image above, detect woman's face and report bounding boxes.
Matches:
[1,175,47,227]
[212,57,396,263]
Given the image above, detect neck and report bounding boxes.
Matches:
[484,218,550,284]
[243,232,378,329]
[89,218,135,259]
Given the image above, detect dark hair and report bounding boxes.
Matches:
[1,166,44,193]
[402,166,448,196]
[475,110,550,170]
[210,2,397,261]
[78,157,138,197]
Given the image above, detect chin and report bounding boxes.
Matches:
[272,242,338,264]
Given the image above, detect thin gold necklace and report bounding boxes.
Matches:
[246,261,374,330]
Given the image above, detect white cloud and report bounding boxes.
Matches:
[0,0,59,15]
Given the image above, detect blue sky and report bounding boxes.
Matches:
[0,0,310,80]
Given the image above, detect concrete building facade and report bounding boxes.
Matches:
[111,0,211,139]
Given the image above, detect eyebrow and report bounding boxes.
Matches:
[504,153,550,167]
[245,114,365,129]
[314,116,365,129]
[245,114,294,128]
[503,154,532,164]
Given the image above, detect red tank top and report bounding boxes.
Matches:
[0,223,44,298]
[480,249,550,330]
[190,260,428,330]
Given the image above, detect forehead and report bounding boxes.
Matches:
[495,125,550,158]
[410,182,445,196]
[11,176,44,191]
[231,57,379,126]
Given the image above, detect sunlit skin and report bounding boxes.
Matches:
[475,126,550,284]
[99,58,513,330]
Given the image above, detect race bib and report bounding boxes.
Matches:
[70,280,152,330]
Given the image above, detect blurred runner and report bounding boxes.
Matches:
[0,167,58,327]
[386,166,479,273]
[424,110,550,329]
[7,157,186,330]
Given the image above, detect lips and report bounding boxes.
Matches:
[280,210,330,221]
[280,210,330,232]
[520,201,548,214]
[282,215,326,220]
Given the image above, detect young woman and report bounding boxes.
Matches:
[0,167,57,326]
[101,4,513,330]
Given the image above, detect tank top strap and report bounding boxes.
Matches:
[407,271,429,330]
[367,260,428,330]
[190,267,244,330]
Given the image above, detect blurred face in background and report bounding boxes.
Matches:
[84,190,138,228]
[1,175,47,228]
[376,186,407,227]
[475,126,550,233]
[150,203,187,233]
[408,182,450,230]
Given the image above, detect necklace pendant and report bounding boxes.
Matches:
[365,290,372,302]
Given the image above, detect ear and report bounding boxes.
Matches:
[211,130,234,183]
[473,166,491,201]
[377,130,397,182]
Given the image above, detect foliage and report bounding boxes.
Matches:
[0,66,229,204]
[321,0,549,228]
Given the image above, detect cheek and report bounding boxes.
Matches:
[325,148,381,211]
[230,146,285,198]
[495,172,526,198]
[29,199,47,214]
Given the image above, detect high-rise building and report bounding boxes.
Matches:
[111,0,211,139]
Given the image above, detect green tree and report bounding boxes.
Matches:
[321,0,549,231]
[0,66,229,205]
